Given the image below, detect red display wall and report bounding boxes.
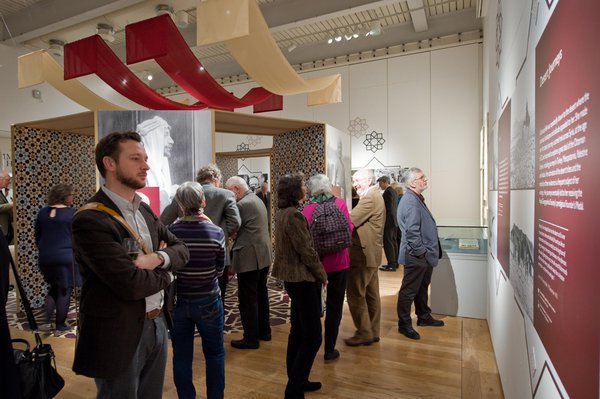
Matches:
[497,101,511,276]
[534,0,600,396]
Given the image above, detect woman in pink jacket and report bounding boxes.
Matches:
[302,174,353,362]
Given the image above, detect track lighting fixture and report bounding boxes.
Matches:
[367,20,382,36]
[96,23,115,43]
[48,39,64,57]
[156,4,174,17]
[175,10,189,28]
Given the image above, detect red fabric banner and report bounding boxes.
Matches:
[253,92,283,113]
[64,35,207,110]
[126,15,279,110]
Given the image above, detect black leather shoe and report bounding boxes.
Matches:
[417,317,445,327]
[379,265,397,272]
[231,339,259,349]
[398,327,421,340]
[260,333,272,341]
[303,381,322,392]
[324,349,340,361]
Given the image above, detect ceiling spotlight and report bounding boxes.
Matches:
[48,39,64,57]
[146,72,153,81]
[327,37,334,44]
[334,30,342,42]
[156,4,174,17]
[353,31,360,38]
[287,44,297,52]
[344,33,353,41]
[96,23,115,43]
[175,10,189,28]
[367,20,382,36]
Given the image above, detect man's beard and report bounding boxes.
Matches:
[116,169,145,190]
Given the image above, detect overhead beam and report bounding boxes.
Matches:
[407,0,428,33]
[1,0,146,44]
[266,0,405,33]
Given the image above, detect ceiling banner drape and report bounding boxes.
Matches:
[126,14,280,110]
[64,35,208,111]
[197,0,342,106]
[18,50,124,111]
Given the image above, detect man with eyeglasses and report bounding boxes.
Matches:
[396,167,444,340]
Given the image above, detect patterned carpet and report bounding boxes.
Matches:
[6,275,290,338]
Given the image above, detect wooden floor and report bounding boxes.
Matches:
[9,268,504,398]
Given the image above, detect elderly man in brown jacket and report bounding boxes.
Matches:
[345,169,385,346]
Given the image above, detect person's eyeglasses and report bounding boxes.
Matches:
[414,175,426,181]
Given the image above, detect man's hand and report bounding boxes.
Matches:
[134,252,163,270]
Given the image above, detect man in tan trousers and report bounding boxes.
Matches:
[345,169,385,346]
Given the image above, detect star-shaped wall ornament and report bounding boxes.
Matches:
[246,135,262,147]
[236,142,250,151]
[363,131,385,153]
[348,117,369,138]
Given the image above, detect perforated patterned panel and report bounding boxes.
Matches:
[12,126,96,307]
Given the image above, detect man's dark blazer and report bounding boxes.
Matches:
[382,186,398,229]
[71,189,189,379]
[397,188,440,267]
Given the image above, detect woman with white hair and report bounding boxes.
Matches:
[302,174,353,362]
[167,181,226,399]
[136,115,175,212]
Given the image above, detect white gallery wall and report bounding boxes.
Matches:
[212,42,483,226]
[0,44,87,134]
[0,137,11,172]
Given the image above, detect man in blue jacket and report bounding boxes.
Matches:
[396,167,444,340]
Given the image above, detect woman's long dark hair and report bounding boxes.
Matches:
[276,173,305,209]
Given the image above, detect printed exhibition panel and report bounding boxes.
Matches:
[97,110,213,214]
[496,100,511,276]
[325,125,352,208]
[510,54,536,322]
[534,0,600,396]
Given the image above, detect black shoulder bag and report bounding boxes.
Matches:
[9,250,65,399]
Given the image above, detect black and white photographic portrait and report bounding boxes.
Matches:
[97,110,212,213]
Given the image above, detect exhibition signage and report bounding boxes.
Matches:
[534,0,600,396]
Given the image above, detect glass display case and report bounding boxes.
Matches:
[437,226,488,255]
[431,226,489,319]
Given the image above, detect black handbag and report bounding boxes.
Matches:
[9,249,65,399]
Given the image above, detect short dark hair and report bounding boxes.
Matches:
[95,131,141,177]
[276,173,305,209]
[47,183,72,205]
[377,175,390,184]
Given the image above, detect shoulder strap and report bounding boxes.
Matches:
[76,202,151,254]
